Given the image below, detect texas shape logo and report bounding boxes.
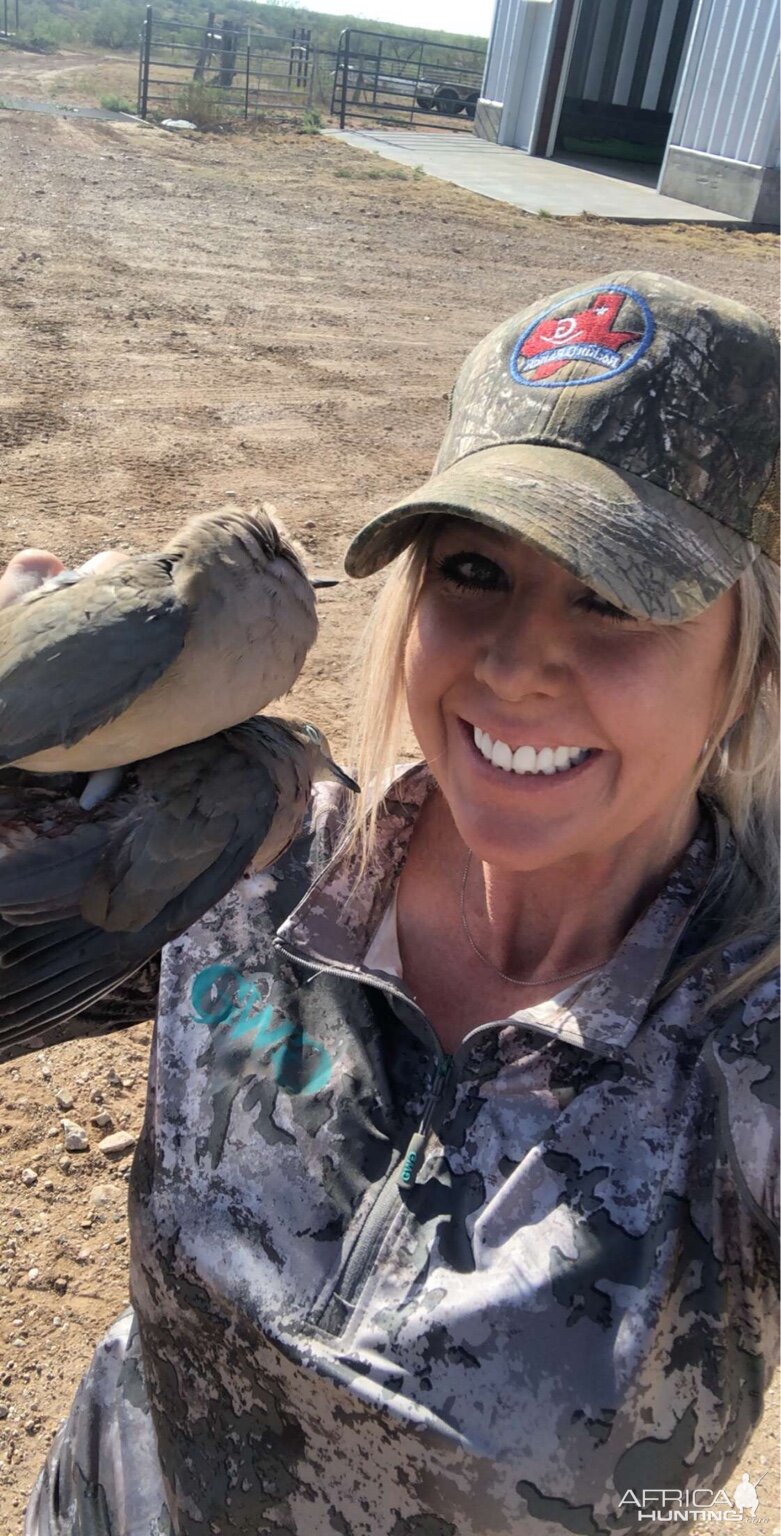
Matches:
[510,283,653,388]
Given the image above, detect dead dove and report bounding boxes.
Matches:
[0,717,358,1049]
[0,507,334,791]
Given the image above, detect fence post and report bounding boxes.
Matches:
[194,10,215,82]
[330,32,343,117]
[412,41,424,127]
[372,38,382,104]
[339,29,351,129]
[289,26,303,89]
[244,44,250,119]
[138,6,152,120]
[218,19,237,89]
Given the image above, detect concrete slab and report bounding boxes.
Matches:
[0,96,137,121]
[326,128,739,224]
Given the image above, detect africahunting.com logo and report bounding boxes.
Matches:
[619,1472,770,1524]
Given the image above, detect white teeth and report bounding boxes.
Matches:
[491,740,513,770]
[472,725,591,777]
[512,745,536,773]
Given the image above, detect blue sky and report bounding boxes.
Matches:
[298,0,494,38]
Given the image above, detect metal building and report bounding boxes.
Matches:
[476,0,779,223]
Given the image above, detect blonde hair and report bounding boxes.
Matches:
[343,519,779,1009]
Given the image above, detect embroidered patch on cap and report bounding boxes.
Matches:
[510,283,654,389]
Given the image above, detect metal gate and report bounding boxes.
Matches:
[331,27,486,132]
[137,7,314,123]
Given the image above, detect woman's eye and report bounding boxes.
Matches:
[433,552,507,591]
[577,591,635,623]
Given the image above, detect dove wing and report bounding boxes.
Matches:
[79,730,279,932]
[0,731,285,1052]
[0,559,190,766]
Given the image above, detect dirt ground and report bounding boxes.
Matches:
[0,44,778,1530]
[0,45,139,107]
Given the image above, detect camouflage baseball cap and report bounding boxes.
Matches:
[344,271,779,620]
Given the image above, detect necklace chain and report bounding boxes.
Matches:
[459,851,615,988]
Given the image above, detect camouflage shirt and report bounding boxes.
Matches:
[25,764,779,1536]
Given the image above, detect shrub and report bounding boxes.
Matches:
[100,93,135,112]
[173,80,227,128]
[89,3,141,50]
[19,2,76,50]
[299,107,322,134]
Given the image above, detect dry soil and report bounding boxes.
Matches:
[0,46,778,1530]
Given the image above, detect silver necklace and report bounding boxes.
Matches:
[460,850,615,988]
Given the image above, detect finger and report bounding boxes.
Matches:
[0,550,65,610]
[74,551,127,578]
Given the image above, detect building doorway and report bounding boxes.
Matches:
[553,0,696,169]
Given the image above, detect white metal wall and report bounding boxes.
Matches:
[667,0,780,168]
[481,0,560,151]
[481,0,521,105]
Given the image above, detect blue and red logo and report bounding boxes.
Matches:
[510,283,654,389]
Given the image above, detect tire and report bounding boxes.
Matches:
[434,84,462,116]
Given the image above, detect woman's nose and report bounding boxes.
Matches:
[473,605,568,701]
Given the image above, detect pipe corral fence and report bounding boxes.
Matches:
[0,0,19,39]
[330,27,486,132]
[137,8,319,122]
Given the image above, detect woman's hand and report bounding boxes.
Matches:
[0,548,126,610]
[0,548,65,608]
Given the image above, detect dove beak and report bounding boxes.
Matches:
[327,758,360,792]
[312,577,340,589]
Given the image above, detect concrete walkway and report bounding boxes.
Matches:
[327,128,737,224]
[0,96,136,121]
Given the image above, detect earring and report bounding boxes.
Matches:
[698,736,712,763]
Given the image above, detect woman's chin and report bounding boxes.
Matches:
[451,803,580,873]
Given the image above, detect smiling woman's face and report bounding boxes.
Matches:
[403,519,737,872]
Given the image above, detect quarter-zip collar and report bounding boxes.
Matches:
[274,762,731,1059]
[275,762,432,982]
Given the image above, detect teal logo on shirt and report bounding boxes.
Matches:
[191,963,332,1095]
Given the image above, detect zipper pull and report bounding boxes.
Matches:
[397,1059,453,1190]
[398,1131,427,1189]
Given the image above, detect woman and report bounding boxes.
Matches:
[9,270,780,1536]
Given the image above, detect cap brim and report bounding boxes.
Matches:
[344,444,757,622]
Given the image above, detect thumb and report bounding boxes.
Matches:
[0,549,65,610]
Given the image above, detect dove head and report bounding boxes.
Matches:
[168,505,304,578]
[280,720,360,792]
[167,506,319,668]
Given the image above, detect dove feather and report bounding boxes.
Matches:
[0,720,312,1031]
[0,560,189,767]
